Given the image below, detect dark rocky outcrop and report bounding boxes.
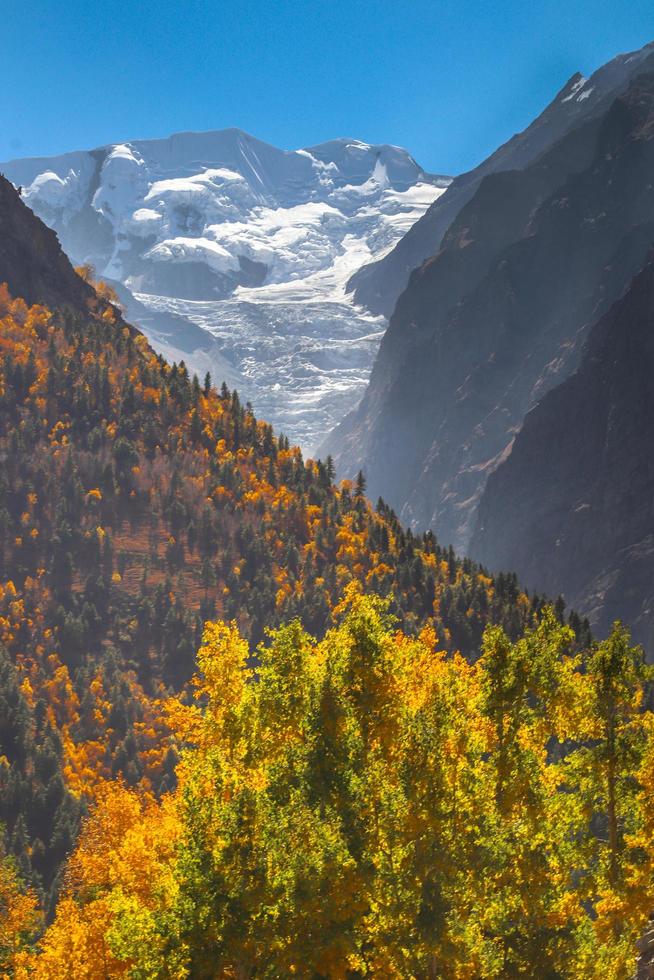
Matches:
[0,173,98,312]
[323,64,654,563]
[471,255,654,651]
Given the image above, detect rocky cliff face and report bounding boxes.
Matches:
[347,40,654,318]
[322,64,654,561]
[471,255,654,650]
[0,173,97,312]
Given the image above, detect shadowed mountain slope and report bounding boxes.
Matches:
[347,40,654,317]
[471,254,654,650]
[323,64,654,570]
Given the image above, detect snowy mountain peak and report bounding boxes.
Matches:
[2,129,450,452]
[4,128,448,291]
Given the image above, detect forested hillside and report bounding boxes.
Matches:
[0,174,562,922]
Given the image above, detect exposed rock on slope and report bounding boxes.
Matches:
[347,40,654,317]
[471,256,654,650]
[323,61,654,559]
[0,174,97,312]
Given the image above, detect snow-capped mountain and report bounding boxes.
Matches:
[1,130,448,451]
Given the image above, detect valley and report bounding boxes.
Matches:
[3,14,654,976]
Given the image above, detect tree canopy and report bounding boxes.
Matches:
[17,592,654,978]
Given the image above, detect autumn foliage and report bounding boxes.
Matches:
[0,276,621,975]
[0,280,565,908]
[18,592,654,978]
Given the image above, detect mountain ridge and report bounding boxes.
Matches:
[4,128,441,189]
[321,50,654,648]
[346,39,654,317]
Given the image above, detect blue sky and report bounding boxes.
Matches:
[2,0,654,175]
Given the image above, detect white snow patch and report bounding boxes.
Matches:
[146,237,240,274]
[23,169,85,211]
[562,76,588,102]
[128,208,164,236]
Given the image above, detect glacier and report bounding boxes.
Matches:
[1,130,448,453]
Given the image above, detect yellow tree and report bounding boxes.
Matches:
[23,600,654,979]
[19,781,181,979]
[0,851,40,976]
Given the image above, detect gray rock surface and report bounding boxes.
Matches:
[471,252,654,650]
[323,56,654,568]
[347,40,654,318]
